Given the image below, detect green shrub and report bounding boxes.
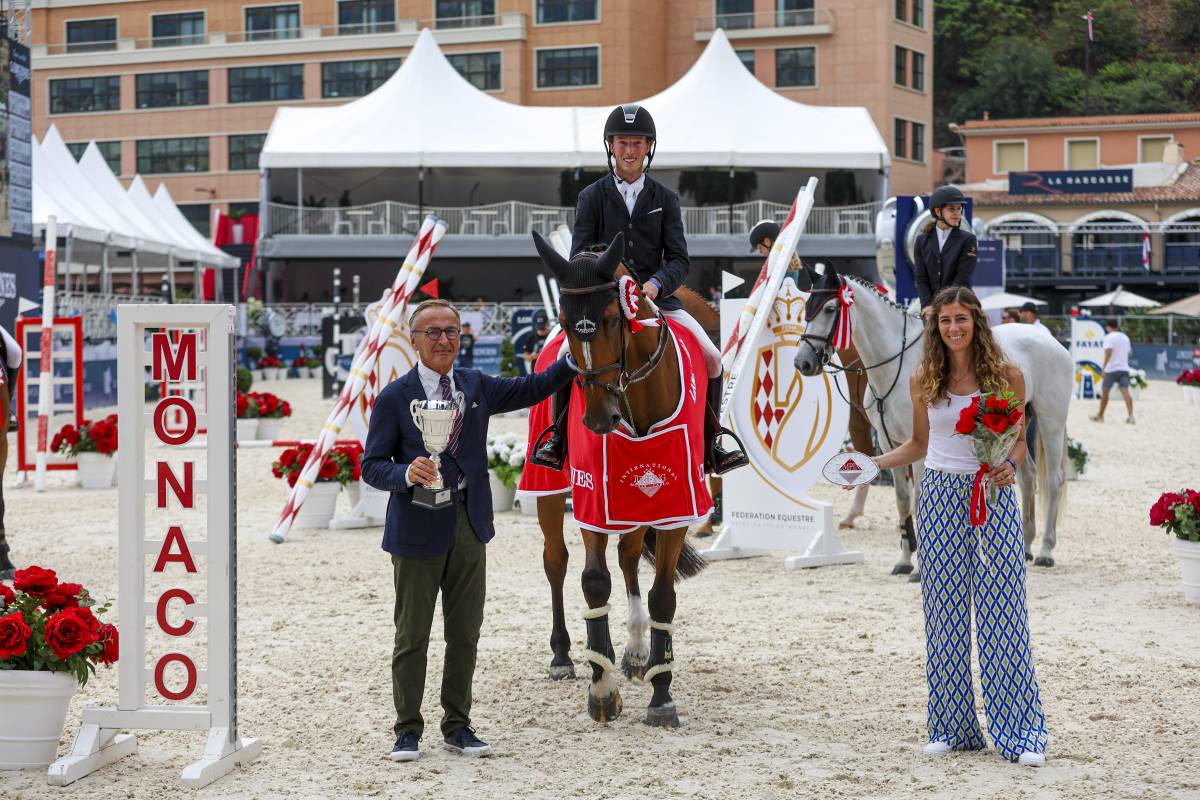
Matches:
[499,338,520,378]
[236,366,253,393]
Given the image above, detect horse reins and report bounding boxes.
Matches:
[559,280,671,427]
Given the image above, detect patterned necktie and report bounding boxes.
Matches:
[439,375,463,456]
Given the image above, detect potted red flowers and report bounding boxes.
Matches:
[0,567,118,769]
[272,444,362,528]
[1149,489,1200,603]
[257,354,284,381]
[954,389,1024,526]
[52,416,118,489]
[235,392,260,442]
[1176,370,1200,405]
[251,392,292,440]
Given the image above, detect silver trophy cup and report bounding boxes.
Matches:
[409,395,463,510]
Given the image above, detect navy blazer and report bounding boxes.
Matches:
[571,174,689,311]
[913,226,978,308]
[362,359,574,559]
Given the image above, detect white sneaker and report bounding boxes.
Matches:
[923,741,953,756]
[1089,413,1104,422]
[1018,751,1046,767]
[1126,416,1136,425]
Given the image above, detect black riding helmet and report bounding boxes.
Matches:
[748,219,780,253]
[604,104,657,174]
[929,185,967,225]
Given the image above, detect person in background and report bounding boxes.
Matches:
[749,219,803,285]
[522,310,551,374]
[458,322,475,369]
[1001,308,1020,325]
[1018,302,1050,335]
[1091,319,1135,424]
[708,285,721,304]
[913,186,977,317]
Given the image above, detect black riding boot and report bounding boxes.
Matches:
[704,378,749,475]
[530,383,571,471]
[0,492,12,581]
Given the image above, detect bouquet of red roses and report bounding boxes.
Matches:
[1149,490,1200,542]
[955,389,1024,526]
[0,566,118,685]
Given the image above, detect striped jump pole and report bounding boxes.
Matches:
[34,215,58,492]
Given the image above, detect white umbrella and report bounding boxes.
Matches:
[979,291,1046,311]
[1078,286,1161,308]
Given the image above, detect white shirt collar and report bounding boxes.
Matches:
[416,360,454,400]
[936,225,951,248]
[614,172,645,198]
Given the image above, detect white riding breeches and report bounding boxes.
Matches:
[557,306,722,379]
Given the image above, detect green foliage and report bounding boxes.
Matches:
[246,345,263,362]
[1047,0,1140,70]
[953,39,1061,122]
[1170,0,1200,50]
[499,338,520,378]
[236,366,253,393]
[1067,437,1089,474]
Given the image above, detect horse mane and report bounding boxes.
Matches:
[839,273,918,319]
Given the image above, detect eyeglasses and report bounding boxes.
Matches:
[417,327,461,342]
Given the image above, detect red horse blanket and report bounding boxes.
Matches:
[567,320,713,534]
[518,330,571,496]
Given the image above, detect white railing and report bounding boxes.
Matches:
[56,292,163,340]
[265,199,882,239]
[262,301,534,337]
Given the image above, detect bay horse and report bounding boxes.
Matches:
[532,231,708,728]
[794,269,1073,570]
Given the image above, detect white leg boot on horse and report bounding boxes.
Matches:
[617,533,649,681]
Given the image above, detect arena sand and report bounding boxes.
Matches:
[3,377,1198,800]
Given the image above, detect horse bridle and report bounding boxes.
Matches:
[558,280,671,426]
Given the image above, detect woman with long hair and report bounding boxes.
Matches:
[873,286,1048,766]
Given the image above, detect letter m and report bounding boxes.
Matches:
[152,332,198,382]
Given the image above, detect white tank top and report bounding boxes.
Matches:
[925,391,981,473]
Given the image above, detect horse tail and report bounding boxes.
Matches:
[641,528,708,581]
[1036,429,1069,526]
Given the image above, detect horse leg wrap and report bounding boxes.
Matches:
[581,604,616,675]
[643,621,675,684]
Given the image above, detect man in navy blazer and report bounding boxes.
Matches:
[362,299,573,762]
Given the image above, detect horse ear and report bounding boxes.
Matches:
[597,232,625,277]
[803,262,821,285]
[532,232,569,281]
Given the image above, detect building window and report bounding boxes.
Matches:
[736,49,755,74]
[894,0,906,23]
[245,4,301,40]
[447,52,501,91]
[536,46,599,88]
[228,201,259,219]
[912,0,924,28]
[1066,139,1099,169]
[716,0,754,30]
[137,137,209,174]
[537,0,597,23]
[229,134,267,171]
[912,51,925,91]
[894,118,907,161]
[179,204,211,237]
[67,141,122,174]
[776,0,814,27]
[49,76,120,114]
[911,121,925,163]
[322,58,400,98]
[894,45,907,87]
[65,18,117,53]
[337,0,395,34]
[135,70,208,109]
[775,47,815,87]
[1140,136,1172,163]
[229,65,304,103]
[995,141,1027,173]
[151,12,206,47]
[436,1,495,28]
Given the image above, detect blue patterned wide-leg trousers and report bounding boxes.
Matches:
[916,469,1048,760]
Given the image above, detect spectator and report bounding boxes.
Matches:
[1091,320,1135,424]
[1018,302,1051,335]
[458,322,475,369]
[522,310,551,372]
[1001,308,1019,325]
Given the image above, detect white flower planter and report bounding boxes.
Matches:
[1131,386,1142,401]
[1189,386,1200,406]
[489,470,516,512]
[308,366,322,378]
[236,418,259,442]
[77,451,115,489]
[256,417,283,441]
[1175,538,1200,604]
[1066,461,1079,481]
[517,492,539,517]
[0,671,77,769]
[293,481,341,528]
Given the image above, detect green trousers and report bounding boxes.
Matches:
[391,503,486,739]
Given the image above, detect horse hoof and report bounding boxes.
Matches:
[588,689,623,723]
[621,650,647,682]
[1033,556,1055,568]
[644,702,681,729]
[907,570,922,584]
[891,563,914,576]
[1025,552,1034,562]
[549,663,575,681]
[838,519,856,530]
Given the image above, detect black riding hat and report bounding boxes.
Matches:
[929,185,966,210]
[749,219,780,252]
[604,104,657,173]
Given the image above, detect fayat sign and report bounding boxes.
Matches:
[1071,318,1107,399]
[50,305,260,790]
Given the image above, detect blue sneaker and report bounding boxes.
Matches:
[443,726,493,757]
[389,731,420,762]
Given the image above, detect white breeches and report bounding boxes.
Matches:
[557,306,722,379]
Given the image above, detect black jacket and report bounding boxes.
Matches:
[571,174,689,311]
[914,225,978,308]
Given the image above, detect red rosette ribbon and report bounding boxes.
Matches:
[831,283,855,350]
[616,275,644,333]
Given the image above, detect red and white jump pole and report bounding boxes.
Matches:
[34,215,58,492]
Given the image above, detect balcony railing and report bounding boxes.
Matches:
[696,8,834,36]
[264,199,882,239]
[1072,246,1146,276]
[1004,248,1059,277]
[433,13,499,29]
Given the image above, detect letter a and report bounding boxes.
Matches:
[153,526,197,573]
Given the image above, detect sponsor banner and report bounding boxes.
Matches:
[1071,318,1107,398]
[1009,169,1132,196]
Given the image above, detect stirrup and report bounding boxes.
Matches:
[529,425,566,471]
[707,427,749,475]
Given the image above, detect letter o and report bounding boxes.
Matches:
[156,588,195,637]
[154,653,198,701]
[153,396,196,446]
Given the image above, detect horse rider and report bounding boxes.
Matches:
[530,103,748,476]
[914,186,977,318]
[749,218,803,284]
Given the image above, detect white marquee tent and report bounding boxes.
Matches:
[261,28,889,171]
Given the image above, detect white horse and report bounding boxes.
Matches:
[793,269,1073,572]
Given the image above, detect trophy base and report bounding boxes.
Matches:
[413,485,453,510]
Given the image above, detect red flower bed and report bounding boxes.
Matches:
[51,415,118,457]
[257,355,283,369]
[248,392,291,419]
[1176,369,1200,387]
[272,442,362,487]
[1150,489,1200,541]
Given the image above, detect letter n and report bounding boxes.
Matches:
[157,462,194,510]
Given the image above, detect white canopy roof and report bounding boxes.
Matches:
[261,29,889,171]
[979,291,1046,311]
[1079,286,1161,308]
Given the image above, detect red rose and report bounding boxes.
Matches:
[94,623,119,666]
[287,472,298,487]
[280,402,292,417]
[1007,409,1023,427]
[955,406,977,435]
[318,459,339,480]
[0,583,14,607]
[279,448,297,467]
[351,463,362,481]
[42,582,84,611]
[43,607,100,660]
[272,464,283,478]
[0,610,32,660]
[984,395,1008,412]
[981,412,1010,434]
[51,433,63,452]
[1150,493,1182,526]
[236,394,248,417]
[13,566,58,596]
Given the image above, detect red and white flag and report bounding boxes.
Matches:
[1082,10,1094,41]
[1142,231,1151,271]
